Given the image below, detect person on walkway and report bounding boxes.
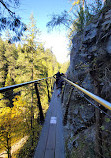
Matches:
[53,72,65,97]
[57,76,64,97]
[53,71,61,89]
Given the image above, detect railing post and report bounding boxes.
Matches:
[63,87,73,126]
[34,83,44,124]
[46,79,50,102]
[51,78,54,93]
[61,82,66,103]
[94,80,103,158]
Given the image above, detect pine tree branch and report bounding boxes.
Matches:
[0,0,15,16]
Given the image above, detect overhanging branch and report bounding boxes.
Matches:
[0,0,15,16]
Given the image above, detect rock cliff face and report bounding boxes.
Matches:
[62,7,111,158]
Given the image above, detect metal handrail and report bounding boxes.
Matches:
[0,76,53,93]
[62,77,111,111]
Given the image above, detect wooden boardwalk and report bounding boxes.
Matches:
[34,88,65,158]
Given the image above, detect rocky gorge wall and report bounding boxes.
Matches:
[62,7,111,158]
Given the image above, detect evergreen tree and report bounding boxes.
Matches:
[0,0,26,42]
[0,38,7,87]
[0,13,60,157]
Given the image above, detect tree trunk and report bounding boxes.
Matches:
[31,89,34,146]
[46,80,50,102]
[31,51,34,146]
[34,83,44,124]
[31,60,34,146]
[6,132,11,158]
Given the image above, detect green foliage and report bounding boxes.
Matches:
[0,15,59,157]
[60,61,70,74]
[100,125,105,130]
[74,5,85,32]
[105,117,110,123]
[65,134,95,158]
[47,0,104,41]
[15,122,42,158]
[46,11,72,31]
[0,0,26,42]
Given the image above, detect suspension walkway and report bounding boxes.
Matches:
[33,76,111,158]
[34,87,65,158]
[0,75,111,158]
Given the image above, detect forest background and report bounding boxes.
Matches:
[0,0,110,157]
[0,11,69,158]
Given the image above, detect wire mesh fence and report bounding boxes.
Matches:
[0,78,53,158]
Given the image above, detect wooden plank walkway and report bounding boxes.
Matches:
[34,88,65,158]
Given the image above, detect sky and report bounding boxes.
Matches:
[16,0,72,63]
